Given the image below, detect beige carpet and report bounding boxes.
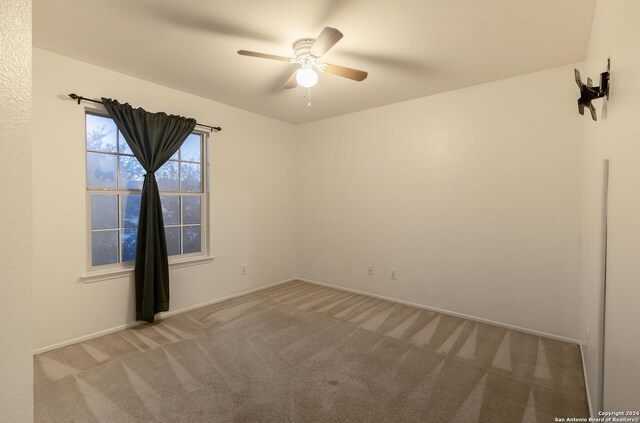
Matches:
[34,280,588,422]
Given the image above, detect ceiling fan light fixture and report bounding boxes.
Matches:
[296,67,318,88]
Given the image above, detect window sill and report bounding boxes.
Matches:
[81,255,215,283]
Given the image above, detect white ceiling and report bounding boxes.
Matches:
[34,0,595,124]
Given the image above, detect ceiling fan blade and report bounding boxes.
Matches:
[578,100,585,115]
[283,71,298,89]
[587,77,593,88]
[237,50,293,63]
[322,64,368,81]
[309,27,343,57]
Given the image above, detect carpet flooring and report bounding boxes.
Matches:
[34,280,589,422]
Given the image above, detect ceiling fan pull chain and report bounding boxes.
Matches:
[308,87,311,107]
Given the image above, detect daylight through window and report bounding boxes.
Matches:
[86,112,207,268]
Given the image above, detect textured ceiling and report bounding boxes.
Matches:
[34,0,595,124]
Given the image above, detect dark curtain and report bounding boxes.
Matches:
[102,98,197,322]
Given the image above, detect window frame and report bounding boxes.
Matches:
[83,109,212,279]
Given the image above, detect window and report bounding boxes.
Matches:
[85,112,208,269]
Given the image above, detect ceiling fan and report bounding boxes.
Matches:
[237,27,368,90]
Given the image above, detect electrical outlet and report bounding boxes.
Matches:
[390,268,398,280]
[240,264,247,275]
[367,266,374,276]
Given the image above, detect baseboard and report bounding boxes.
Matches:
[580,341,594,417]
[296,277,581,345]
[33,278,296,355]
[36,276,580,354]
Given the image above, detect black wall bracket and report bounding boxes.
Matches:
[574,59,610,121]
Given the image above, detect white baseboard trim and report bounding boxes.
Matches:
[33,278,296,355]
[296,277,581,345]
[580,342,594,417]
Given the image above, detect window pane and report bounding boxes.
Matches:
[181,134,201,162]
[182,196,201,224]
[121,194,141,228]
[118,131,134,155]
[180,163,201,192]
[121,229,137,263]
[183,226,201,254]
[160,195,180,225]
[92,230,119,266]
[91,194,118,230]
[86,114,117,153]
[157,161,179,191]
[119,156,145,190]
[87,152,117,189]
[165,226,181,256]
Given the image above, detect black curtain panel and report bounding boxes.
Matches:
[102,98,197,322]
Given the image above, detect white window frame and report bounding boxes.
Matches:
[82,109,212,282]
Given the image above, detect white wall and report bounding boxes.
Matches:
[296,64,584,340]
[33,49,297,350]
[0,1,33,421]
[580,0,640,411]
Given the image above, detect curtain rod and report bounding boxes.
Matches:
[68,93,222,132]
